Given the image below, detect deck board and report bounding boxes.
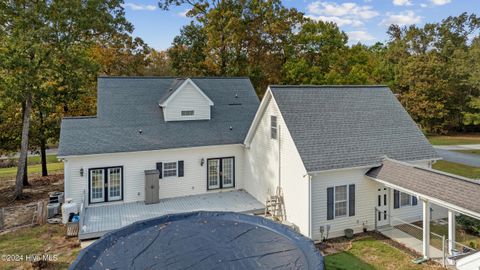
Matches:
[79,190,264,239]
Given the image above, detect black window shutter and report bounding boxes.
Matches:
[349,184,355,216]
[178,161,184,177]
[393,189,400,209]
[156,162,162,179]
[327,187,334,220]
[412,196,418,205]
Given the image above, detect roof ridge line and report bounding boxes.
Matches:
[98,76,251,79]
[269,85,388,88]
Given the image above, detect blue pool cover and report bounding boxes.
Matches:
[70,211,324,269]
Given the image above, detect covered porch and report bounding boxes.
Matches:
[79,190,265,240]
[367,158,480,266]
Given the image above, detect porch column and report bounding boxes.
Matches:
[422,199,430,259]
[448,209,456,255]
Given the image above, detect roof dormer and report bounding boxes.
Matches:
[159,78,214,122]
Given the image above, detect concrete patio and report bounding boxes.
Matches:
[79,190,265,240]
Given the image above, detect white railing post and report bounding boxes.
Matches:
[442,235,446,267]
[448,209,456,255]
[422,199,430,259]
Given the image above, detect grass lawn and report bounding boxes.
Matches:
[432,160,480,179]
[324,237,443,270]
[429,222,480,250]
[454,149,480,155]
[0,160,63,180]
[0,224,80,270]
[325,251,374,270]
[0,154,63,180]
[428,135,480,145]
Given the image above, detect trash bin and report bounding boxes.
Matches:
[344,228,354,239]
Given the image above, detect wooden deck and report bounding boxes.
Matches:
[79,190,265,240]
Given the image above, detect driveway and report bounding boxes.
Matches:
[435,149,480,167]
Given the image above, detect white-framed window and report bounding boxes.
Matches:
[271,115,278,139]
[181,110,194,116]
[163,162,177,177]
[335,185,347,217]
[400,192,411,207]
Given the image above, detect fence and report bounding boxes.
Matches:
[375,208,477,267]
[0,201,48,232]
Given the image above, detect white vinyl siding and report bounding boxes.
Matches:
[64,144,243,205]
[312,168,379,239]
[244,93,310,236]
[163,81,211,121]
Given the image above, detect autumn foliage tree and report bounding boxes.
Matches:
[0,0,134,198]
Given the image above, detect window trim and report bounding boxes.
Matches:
[334,185,348,218]
[163,161,178,178]
[181,110,195,116]
[88,166,124,205]
[206,156,236,191]
[270,115,278,140]
[399,192,412,207]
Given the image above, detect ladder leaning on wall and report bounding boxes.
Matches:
[265,186,285,221]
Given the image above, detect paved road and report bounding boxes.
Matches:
[434,144,480,150]
[435,149,480,167]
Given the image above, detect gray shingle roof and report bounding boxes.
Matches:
[58,77,259,157]
[366,158,480,216]
[270,85,440,172]
[158,78,186,104]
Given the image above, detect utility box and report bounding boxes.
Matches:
[144,170,160,204]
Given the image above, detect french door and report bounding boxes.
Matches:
[207,157,235,190]
[89,166,123,204]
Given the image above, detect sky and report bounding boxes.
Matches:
[123,0,480,50]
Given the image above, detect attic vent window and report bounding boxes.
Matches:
[181,110,194,116]
[271,116,278,140]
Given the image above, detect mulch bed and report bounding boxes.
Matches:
[0,174,64,208]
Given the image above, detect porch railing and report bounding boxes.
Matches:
[79,190,87,234]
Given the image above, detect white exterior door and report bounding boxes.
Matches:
[376,187,389,227]
[90,169,105,203]
[222,158,234,188]
[108,167,122,201]
[207,159,220,189]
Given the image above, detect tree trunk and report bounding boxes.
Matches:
[22,154,29,186]
[39,110,48,177]
[15,94,32,199]
[21,101,29,186]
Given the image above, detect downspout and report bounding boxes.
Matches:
[278,125,281,188]
[308,174,313,239]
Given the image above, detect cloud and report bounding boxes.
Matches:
[347,31,376,42]
[430,0,451,5]
[178,9,189,17]
[306,1,379,27]
[381,10,422,26]
[420,3,428,7]
[123,3,157,11]
[393,0,413,6]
